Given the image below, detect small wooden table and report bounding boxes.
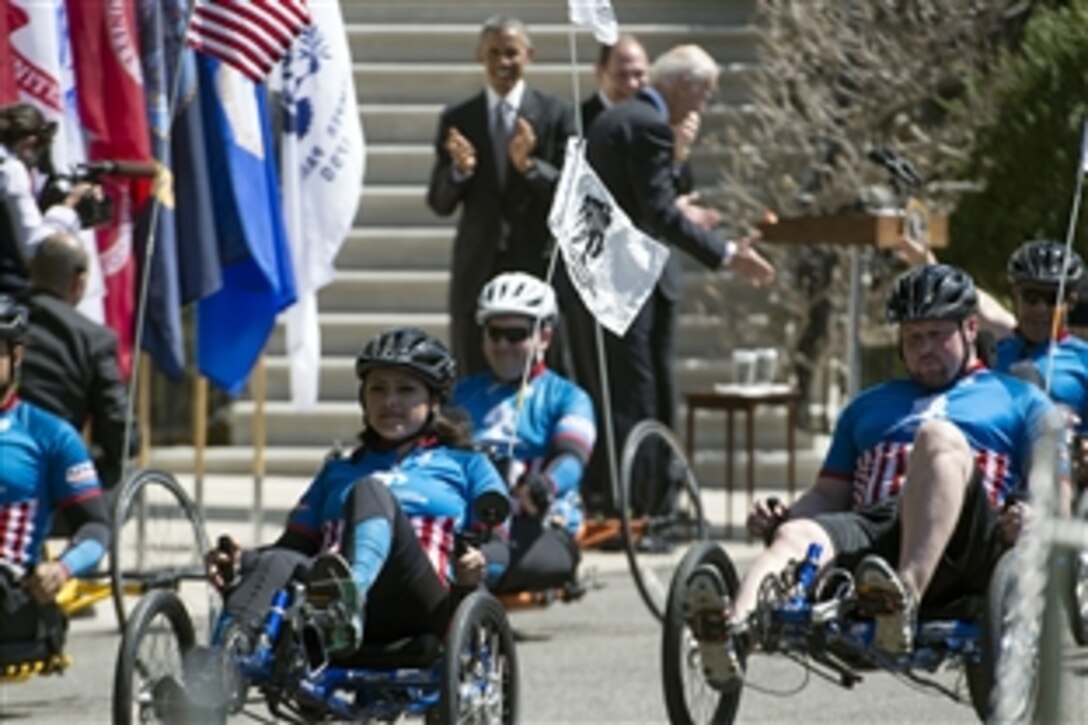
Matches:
[684,385,800,539]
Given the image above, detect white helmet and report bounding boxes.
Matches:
[476,272,558,324]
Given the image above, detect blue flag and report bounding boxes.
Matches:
[195,55,296,395]
[135,0,184,380]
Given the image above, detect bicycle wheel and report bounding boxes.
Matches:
[112,589,196,725]
[111,469,213,635]
[662,541,744,725]
[1065,492,1088,645]
[967,548,1038,721]
[436,590,518,724]
[620,419,708,622]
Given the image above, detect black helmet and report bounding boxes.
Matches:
[886,264,978,323]
[0,295,28,342]
[355,327,456,398]
[1007,240,1084,289]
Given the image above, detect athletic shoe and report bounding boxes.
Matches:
[855,554,916,655]
[682,564,743,687]
[304,554,363,663]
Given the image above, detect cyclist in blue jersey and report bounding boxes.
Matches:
[452,272,597,594]
[898,237,1088,486]
[207,327,508,661]
[683,265,1067,687]
[0,294,108,651]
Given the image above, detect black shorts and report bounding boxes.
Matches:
[813,469,1008,608]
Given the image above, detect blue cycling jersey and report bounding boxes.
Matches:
[0,398,103,576]
[821,367,1057,509]
[994,332,1088,434]
[286,441,507,587]
[453,367,597,536]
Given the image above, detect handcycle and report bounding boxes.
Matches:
[111,490,518,724]
[1,468,212,684]
[661,540,1029,724]
[483,420,709,620]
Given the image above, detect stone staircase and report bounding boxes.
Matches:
[151,0,828,491]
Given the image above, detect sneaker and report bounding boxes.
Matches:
[855,555,916,655]
[682,564,743,688]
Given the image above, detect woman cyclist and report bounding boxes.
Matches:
[208,327,508,659]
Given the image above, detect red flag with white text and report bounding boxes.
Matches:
[65,0,152,379]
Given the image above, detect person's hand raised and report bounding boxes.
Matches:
[672,111,701,165]
[726,236,775,287]
[507,117,537,175]
[445,126,477,176]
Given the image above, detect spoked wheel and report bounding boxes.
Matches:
[662,541,745,725]
[967,548,1039,722]
[620,419,708,622]
[112,589,197,725]
[1065,492,1088,645]
[111,469,215,635]
[437,590,518,724]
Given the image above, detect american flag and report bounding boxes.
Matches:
[186,0,310,81]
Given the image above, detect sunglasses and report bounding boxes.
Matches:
[486,326,532,344]
[1018,288,1062,307]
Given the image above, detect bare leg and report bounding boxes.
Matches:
[731,518,836,622]
[897,419,973,601]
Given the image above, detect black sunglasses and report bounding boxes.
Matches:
[486,326,532,344]
[1018,288,1062,307]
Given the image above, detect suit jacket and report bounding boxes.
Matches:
[585,89,726,301]
[427,87,576,304]
[20,289,131,487]
[580,93,607,133]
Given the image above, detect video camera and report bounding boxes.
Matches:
[39,159,157,229]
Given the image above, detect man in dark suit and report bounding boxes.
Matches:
[580,35,649,132]
[20,231,133,491]
[427,16,576,377]
[582,44,775,515]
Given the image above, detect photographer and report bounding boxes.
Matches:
[0,103,98,294]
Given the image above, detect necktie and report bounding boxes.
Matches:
[493,100,510,186]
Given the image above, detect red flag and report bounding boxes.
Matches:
[0,1,21,104]
[65,0,152,379]
[186,0,310,81]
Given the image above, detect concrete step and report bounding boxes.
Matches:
[346,24,758,65]
[318,265,764,315]
[335,228,453,270]
[267,311,737,360]
[257,353,751,403]
[355,185,434,227]
[353,62,755,106]
[340,0,756,27]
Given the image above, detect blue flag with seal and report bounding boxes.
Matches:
[195,54,296,395]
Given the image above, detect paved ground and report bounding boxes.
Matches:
[2,473,1086,722]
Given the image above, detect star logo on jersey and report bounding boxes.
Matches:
[0,418,11,433]
[908,392,949,421]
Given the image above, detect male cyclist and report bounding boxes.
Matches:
[685,265,1066,686]
[452,272,597,594]
[0,294,108,653]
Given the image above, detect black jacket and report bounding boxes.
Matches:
[20,289,132,488]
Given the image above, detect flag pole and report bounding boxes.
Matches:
[565,27,622,516]
[121,0,200,485]
[193,375,207,511]
[138,352,151,468]
[252,353,267,544]
[1043,120,1087,395]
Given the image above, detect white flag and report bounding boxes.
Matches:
[548,138,669,337]
[568,0,619,46]
[279,2,365,409]
[1080,119,1088,175]
[10,0,105,323]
